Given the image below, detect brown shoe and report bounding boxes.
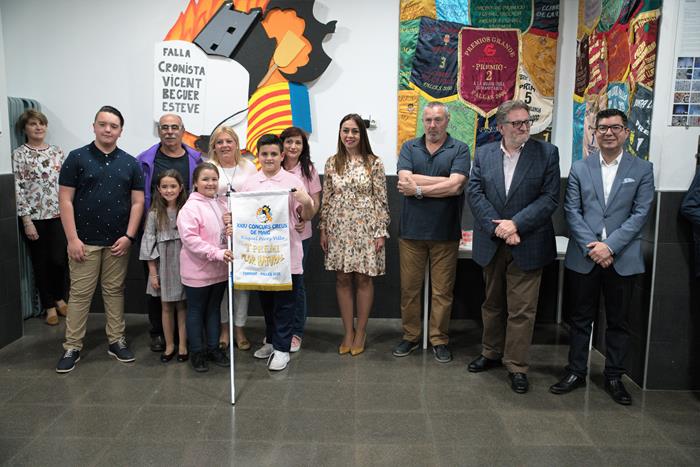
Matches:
[45,308,59,326]
[55,300,68,317]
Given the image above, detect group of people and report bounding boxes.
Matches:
[12,99,655,405]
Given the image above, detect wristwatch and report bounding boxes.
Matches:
[125,233,136,243]
[415,186,423,199]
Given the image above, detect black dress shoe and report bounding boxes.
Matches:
[605,378,632,405]
[467,355,503,373]
[160,350,176,363]
[549,373,586,395]
[177,353,189,363]
[150,335,165,352]
[509,372,529,394]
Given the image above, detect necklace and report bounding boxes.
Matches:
[220,164,238,192]
[25,143,49,151]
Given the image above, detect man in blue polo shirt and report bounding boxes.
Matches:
[137,113,201,352]
[393,101,470,363]
[56,106,145,373]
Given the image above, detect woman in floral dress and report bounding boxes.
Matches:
[319,114,389,356]
[12,109,69,325]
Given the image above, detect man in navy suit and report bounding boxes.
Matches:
[467,100,560,394]
[550,109,654,405]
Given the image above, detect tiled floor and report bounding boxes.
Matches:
[0,315,699,466]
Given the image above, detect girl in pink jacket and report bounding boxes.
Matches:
[177,162,233,373]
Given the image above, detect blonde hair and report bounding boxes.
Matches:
[208,126,242,166]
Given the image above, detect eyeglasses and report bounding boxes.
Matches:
[503,119,532,129]
[593,124,626,134]
[159,124,181,132]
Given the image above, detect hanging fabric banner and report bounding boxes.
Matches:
[628,9,659,90]
[586,30,608,96]
[575,35,590,96]
[626,83,653,160]
[517,65,553,134]
[399,19,421,90]
[579,0,601,37]
[400,0,437,21]
[521,31,557,97]
[469,0,533,31]
[436,0,469,25]
[458,27,521,118]
[410,17,463,99]
[417,94,478,156]
[607,81,630,113]
[583,90,608,159]
[617,0,644,24]
[532,0,560,34]
[597,0,625,32]
[572,95,586,162]
[231,190,292,291]
[606,23,631,83]
[398,90,420,153]
[476,114,501,147]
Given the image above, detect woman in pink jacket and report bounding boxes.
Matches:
[177,162,233,373]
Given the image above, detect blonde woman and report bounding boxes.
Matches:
[208,126,257,350]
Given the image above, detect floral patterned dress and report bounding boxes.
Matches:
[319,156,390,276]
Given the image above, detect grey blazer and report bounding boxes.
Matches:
[564,151,654,276]
[468,138,560,271]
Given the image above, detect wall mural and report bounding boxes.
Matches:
[156,0,336,161]
[398,0,560,157]
[573,0,661,161]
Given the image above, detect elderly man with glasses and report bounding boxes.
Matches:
[549,108,654,405]
[137,114,202,352]
[467,100,561,394]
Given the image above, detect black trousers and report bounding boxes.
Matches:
[137,239,164,338]
[23,218,69,309]
[566,265,636,379]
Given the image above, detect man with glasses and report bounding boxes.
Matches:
[467,100,560,394]
[137,114,202,352]
[550,108,653,405]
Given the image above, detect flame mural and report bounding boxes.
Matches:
[161,0,336,161]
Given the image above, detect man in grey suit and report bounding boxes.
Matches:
[467,100,560,394]
[550,108,654,405]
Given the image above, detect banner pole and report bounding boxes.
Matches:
[226,189,235,405]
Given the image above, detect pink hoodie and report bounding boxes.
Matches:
[177,191,228,287]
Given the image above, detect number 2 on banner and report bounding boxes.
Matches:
[485,70,492,81]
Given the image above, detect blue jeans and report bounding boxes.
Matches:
[184,282,226,354]
[291,238,310,337]
[259,275,303,352]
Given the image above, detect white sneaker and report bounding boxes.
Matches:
[290,335,302,353]
[267,350,290,371]
[254,343,273,359]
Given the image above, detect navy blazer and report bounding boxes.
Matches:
[564,151,654,276]
[468,138,560,271]
[681,169,700,277]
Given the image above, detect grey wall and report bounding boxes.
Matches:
[645,191,700,390]
[0,174,22,348]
